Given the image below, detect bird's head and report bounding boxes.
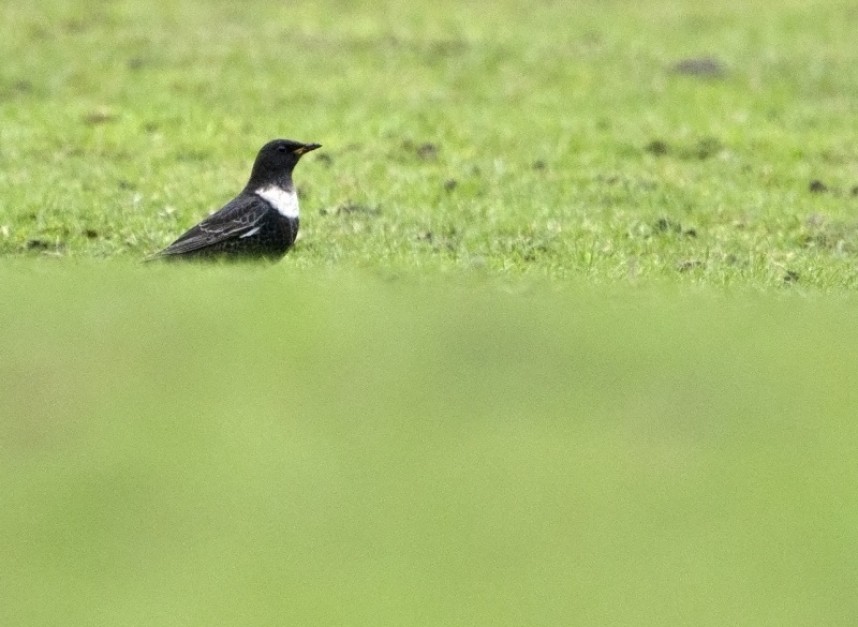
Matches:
[248,139,321,186]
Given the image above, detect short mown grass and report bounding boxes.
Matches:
[1,0,857,285]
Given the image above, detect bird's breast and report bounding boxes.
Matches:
[255,185,299,219]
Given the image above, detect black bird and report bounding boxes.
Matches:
[152,139,321,260]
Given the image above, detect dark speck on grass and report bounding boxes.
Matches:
[84,229,99,239]
[650,218,697,238]
[83,108,116,125]
[315,153,333,168]
[783,270,800,284]
[645,137,722,160]
[444,179,458,191]
[654,217,681,234]
[127,57,146,70]
[27,239,57,251]
[416,142,438,160]
[11,80,33,94]
[336,203,381,216]
[692,137,721,160]
[417,225,459,251]
[403,140,439,161]
[532,160,547,170]
[809,179,828,193]
[644,140,670,156]
[851,185,858,197]
[670,56,726,78]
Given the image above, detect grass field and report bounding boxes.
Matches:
[3,0,858,624]
[2,0,857,283]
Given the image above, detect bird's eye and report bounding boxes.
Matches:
[277,145,287,153]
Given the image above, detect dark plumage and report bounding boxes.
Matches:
[151,139,321,260]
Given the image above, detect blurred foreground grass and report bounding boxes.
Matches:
[2,263,857,625]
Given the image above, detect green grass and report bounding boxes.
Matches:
[3,1,858,624]
[3,264,858,625]
[1,0,857,284]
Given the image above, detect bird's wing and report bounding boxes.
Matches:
[156,194,269,256]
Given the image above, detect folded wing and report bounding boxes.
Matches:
[157,195,270,256]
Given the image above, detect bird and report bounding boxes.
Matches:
[151,138,321,260]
